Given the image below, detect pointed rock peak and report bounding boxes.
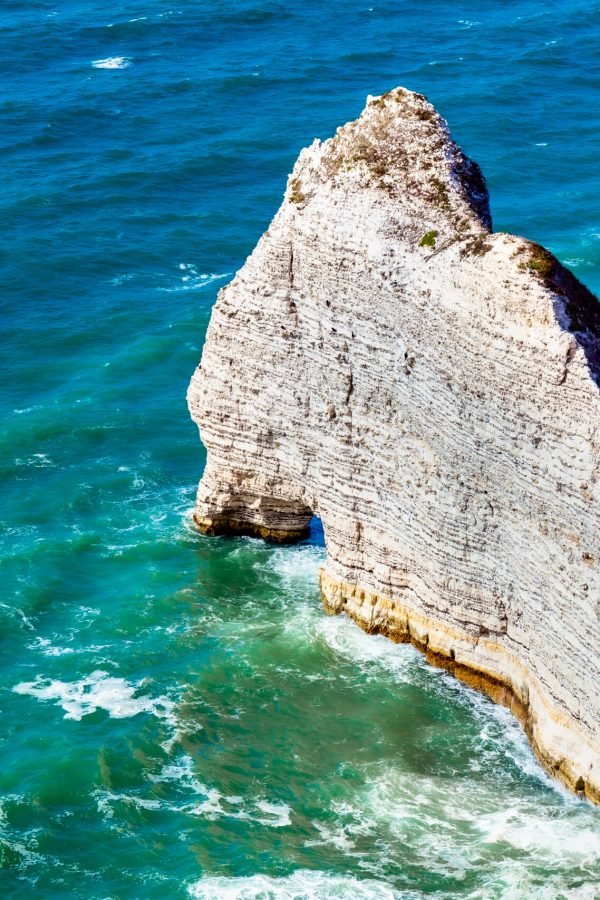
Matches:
[288,87,492,235]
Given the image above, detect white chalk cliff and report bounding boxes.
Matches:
[188,88,600,800]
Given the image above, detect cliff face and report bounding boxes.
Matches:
[187,88,600,799]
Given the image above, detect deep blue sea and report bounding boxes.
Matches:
[2,1,600,897]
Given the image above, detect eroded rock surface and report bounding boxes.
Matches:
[187,87,600,799]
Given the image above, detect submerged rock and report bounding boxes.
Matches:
[188,87,600,800]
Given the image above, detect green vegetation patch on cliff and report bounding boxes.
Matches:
[419,229,438,248]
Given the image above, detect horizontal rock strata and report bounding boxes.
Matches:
[188,87,600,800]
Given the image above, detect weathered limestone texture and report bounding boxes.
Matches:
[188,87,600,799]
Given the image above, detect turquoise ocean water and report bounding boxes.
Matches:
[2,1,600,896]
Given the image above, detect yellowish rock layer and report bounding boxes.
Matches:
[320,569,600,802]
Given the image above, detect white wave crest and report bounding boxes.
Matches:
[315,613,419,684]
[146,753,292,826]
[14,453,55,468]
[27,637,75,657]
[0,602,36,631]
[148,754,206,794]
[158,267,231,293]
[187,870,405,899]
[254,799,292,827]
[92,56,132,69]
[265,544,325,585]
[94,789,163,820]
[13,670,175,722]
[321,759,600,893]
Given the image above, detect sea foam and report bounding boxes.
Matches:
[13,670,175,722]
[141,753,293,826]
[187,870,406,899]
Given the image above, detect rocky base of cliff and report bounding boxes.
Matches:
[320,568,599,803]
[193,512,309,543]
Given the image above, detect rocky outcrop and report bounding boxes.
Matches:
[187,87,600,800]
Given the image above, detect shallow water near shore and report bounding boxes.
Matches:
[2,0,600,897]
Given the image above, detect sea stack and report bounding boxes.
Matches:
[187,88,600,800]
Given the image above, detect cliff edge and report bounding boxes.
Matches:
[187,88,600,800]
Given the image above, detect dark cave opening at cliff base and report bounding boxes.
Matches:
[306,515,326,548]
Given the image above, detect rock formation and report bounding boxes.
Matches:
[187,87,600,800]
